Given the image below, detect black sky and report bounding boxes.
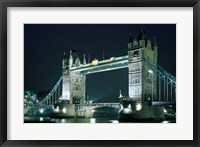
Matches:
[24,24,176,102]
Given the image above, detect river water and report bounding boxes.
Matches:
[24,116,175,123]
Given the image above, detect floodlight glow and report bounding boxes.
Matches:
[148,70,153,74]
[136,103,142,111]
[62,108,67,113]
[123,108,132,114]
[112,120,119,123]
[164,109,167,113]
[110,57,114,61]
[61,119,66,123]
[39,109,44,114]
[54,106,60,112]
[92,59,98,65]
[162,121,169,123]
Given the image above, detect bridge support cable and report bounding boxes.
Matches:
[159,77,161,102]
[152,75,154,103]
[167,82,169,102]
[144,59,176,104]
[39,76,63,105]
[171,84,173,102]
[164,79,165,101]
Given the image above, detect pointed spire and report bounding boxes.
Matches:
[62,52,68,67]
[103,49,105,60]
[153,36,157,47]
[147,39,152,50]
[88,54,90,63]
[141,24,144,31]
[63,51,66,58]
[83,54,86,65]
[138,25,146,40]
[129,32,133,43]
[63,52,67,63]
[69,50,72,58]
[119,89,123,98]
[69,50,73,67]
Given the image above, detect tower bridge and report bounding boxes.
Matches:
[38,28,176,113]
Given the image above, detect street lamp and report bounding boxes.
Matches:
[148,70,153,104]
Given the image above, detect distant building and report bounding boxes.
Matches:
[24,91,38,107]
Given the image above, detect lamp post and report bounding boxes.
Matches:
[148,70,153,104]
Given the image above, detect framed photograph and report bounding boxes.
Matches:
[0,0,199,146]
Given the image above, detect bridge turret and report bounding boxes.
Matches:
[119,89,123,98]
[147,39,152,50]
[152,36,158,52]
[133,39,139,49]
[70,49,82,67]
[138,27,146,48]
[62,52,68,71]
[69,50,73,68]
[152,36,158,64]
[83,54,87,65]
[75,57,81,66]
[128,32,133,50]
[62,52,66,65]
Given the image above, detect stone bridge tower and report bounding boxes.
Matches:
[62,49,86,104]
[128,28,158,102]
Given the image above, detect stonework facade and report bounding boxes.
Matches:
[62,49,86,104]
[128,29,158,102]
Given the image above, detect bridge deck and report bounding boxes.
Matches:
[70,55,128,74]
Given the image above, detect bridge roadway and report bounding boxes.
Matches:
[75,103,121,111]
[70,55,128,74]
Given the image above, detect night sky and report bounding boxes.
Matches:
[24,24,176,102]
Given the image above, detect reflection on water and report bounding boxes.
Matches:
[90,118,96,123]
[39,117,44,121]
[24,117,175,123]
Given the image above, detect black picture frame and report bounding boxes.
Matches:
[0,0,199,147]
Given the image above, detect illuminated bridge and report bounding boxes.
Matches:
[25,29,176,116]
[38,55,176,107]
